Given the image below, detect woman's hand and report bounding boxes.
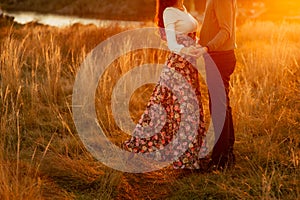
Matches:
[180,46,200,57]
[180,46,208,57]
[195,45,209,55]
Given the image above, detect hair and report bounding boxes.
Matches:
[155,0,178,28]
[154,0,178,40]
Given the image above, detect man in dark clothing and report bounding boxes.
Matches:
[198,0,237,170]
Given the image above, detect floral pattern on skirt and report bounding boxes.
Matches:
[123,32,208,169]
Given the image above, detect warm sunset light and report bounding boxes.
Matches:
[0,0,299,199]
[261,0,300,19]
[0,0,299,29]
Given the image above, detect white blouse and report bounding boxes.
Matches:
[163,7,198,54]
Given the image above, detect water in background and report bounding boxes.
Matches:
[4,11,150,28]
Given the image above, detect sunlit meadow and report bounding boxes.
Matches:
[0,14,299,200]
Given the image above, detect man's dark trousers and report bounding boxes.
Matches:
[204,50,236,168]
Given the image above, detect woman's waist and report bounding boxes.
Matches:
[176,32,197,47]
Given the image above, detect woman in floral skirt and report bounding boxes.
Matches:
[124,0,208,170]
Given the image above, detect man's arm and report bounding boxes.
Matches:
[206,0,234,51]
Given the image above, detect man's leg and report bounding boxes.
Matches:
[207,51,236,169]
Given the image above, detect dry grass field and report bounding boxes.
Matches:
[0,17,299,199]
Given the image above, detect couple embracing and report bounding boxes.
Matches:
[124,0,237,172]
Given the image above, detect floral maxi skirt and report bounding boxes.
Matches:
[123,52,208,169]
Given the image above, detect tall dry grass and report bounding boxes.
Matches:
[0,20,299,199]
[0,22,126,199]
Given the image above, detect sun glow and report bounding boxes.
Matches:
[265,0,300,18]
